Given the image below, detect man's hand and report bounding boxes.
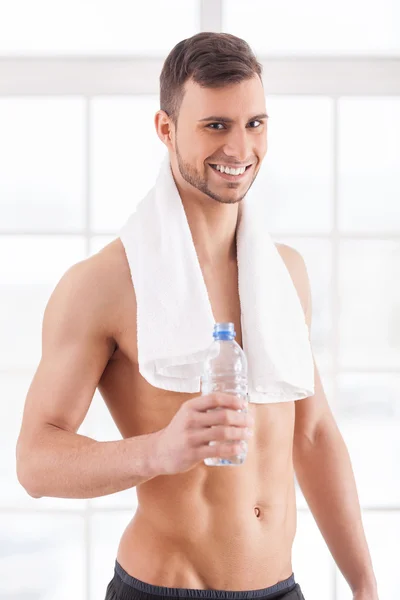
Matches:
[152,392,253,475]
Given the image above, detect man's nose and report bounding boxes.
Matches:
[222,129,251,164]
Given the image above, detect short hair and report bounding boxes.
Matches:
[160,32,263,125]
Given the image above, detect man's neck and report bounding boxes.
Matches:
[181,195,239,269]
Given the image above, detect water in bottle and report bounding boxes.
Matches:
[201,322,249,466]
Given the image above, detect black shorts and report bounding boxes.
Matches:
[105,560,305,600]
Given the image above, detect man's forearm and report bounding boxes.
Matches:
[17,425,161,499]
[293,417,378,595]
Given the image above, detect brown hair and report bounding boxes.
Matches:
[160,32,263,125]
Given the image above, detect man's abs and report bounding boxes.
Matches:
[115,440,297,591]
[99,356,297,590]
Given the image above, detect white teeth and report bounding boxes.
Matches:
[215,164,246,175]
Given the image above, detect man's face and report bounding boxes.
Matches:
[169,76,268,205]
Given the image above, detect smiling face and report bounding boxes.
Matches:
[156,75,268,205]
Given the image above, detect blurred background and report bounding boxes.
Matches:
[0,1,399,599]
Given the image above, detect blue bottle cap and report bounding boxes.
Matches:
[213,322,236,340]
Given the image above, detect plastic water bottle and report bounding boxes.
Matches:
[201,322,249,467]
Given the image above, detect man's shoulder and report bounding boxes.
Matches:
[274,241,303,264]
[87,237,131,282]
[48,238,132,333]
[66,237,128,295]
[274,242,310,317]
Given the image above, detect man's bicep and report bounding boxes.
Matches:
[18,262,115,444]
[294,355,334,447]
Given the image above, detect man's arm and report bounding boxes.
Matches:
[16,257,159,499]
[277,244,378,599]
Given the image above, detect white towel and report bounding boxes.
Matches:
[119,153,315,404]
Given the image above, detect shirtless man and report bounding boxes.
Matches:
[16,32,378,600]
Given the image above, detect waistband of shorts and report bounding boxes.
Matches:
[113,559,297,600]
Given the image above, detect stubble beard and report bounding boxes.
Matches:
[175,141,257,206]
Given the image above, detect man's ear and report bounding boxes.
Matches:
[155,110,174,150]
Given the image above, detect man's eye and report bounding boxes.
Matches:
[207,123,225,130]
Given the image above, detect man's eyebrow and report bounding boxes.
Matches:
[198,113,269,123]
